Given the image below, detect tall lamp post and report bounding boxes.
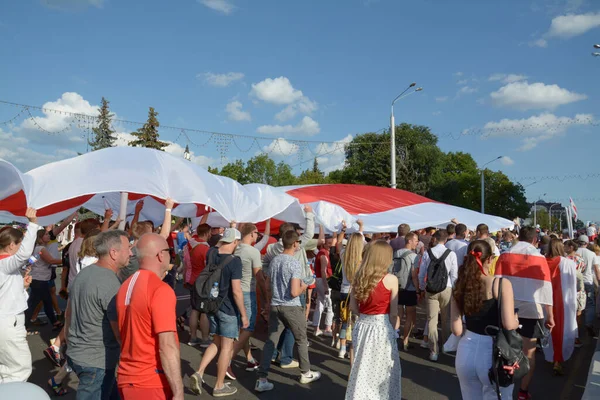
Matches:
[390,83,423,188]
[480,156,503,213]
[533,193,547,228]
[549,203,558,229]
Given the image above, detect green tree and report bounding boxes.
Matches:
[342,124,444,194]
[128,107,168,151]
[296,158,325,185]
[89,97,117,150]
[427,152,480,211]
[273,161,297,186]
[245,154,278,185]
[481,171,529,219]
[218,160,248,183]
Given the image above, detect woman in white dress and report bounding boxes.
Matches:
[346,240,401,400]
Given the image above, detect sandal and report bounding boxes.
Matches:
[48,377,68,396]
[31,318,48,326]
[27,330,40,336]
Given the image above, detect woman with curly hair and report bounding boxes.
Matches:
[346,240,400,400]
[451,240,519,399]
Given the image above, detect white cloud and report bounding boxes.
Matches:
[490,81,587,111]
[256,116,320,136]
[454,72,464,77]
[262,138,299,156]
[250,77,304,105]
[274,97,318,121]
[483,113,594,151]
[457,79,469,85]
[198,0,235,15]
[42,0,104,9]
[313,134,353,173]
[547,12,600,38]
[201,72,244,87]
[500,156,515,166]
[435,96,448,103]
[225,101,251,122]
[432,111,442,116]
[457,86,478,96]
[529,38,548,48]
[488,73,528,84]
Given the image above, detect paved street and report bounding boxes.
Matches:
[27,271,596,399]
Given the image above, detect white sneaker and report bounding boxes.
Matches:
[337,349,346,359]
[323,330,333,338]
[314,330,323,337]
[429,353,438,362]
[255,379,274,392]
[190,372,204,395]
[420,340,429,349]
[300,370,322,384]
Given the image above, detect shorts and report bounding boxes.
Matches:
[48,279,56,289]
[119,385,172,400]
[517,318,544,339]
[398,290,418,307]
[209,310,239,340]
[189,288,199,311]
[240,292,257,332]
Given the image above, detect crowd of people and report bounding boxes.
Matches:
[0,202,598,400]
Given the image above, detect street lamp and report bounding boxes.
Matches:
[480,156,503,213]
[549,203,558,229]
[183,145,191,161]
[533,193,547,228]
[390,83,423,188]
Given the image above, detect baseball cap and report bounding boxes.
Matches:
[578,235,590,244]
[304,238,318,252]
[291,222,304,232]
[218,228,241,245]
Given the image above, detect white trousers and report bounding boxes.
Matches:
[312,278,333,328]
[455,330,513,400]
[0,313,32,383]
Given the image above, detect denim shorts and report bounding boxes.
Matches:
[209,310,239,340]
[241,291,257,332]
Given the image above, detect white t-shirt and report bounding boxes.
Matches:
[445,239,469,267]
[68,237,84,288]
[577,247,597,285]
[587,226,597,237]
[31,245,53,281]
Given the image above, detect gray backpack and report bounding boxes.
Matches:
[392,251,413,290]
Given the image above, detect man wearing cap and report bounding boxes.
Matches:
[576,235,600,337]
[190,228,248,398]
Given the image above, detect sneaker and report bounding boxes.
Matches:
[187,338,202,347]
[213,383,238,397]
[420,340,430,349]
[255,379,274,392]
[314,330,323,337]
[429,353,438,362]
[300,370,322,384]
[323,330,333,338]
[200,339,212,348]
[517,390,532,400]
[245,359,259,371]
[338,349,347,359]
[403,343,414,352]
[280,359,300,369]
[225,366,237,380]
[189,372,203,395]
[43,346,63,367]
[575,338,584,348]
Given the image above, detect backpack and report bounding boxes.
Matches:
[392,251,414,290]
[425,248,451,294]
[193,249,234,314]
[328,258,343,291]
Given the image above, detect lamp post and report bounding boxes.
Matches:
[533,193,547,228]
[390,83,423,188]
[183,145,191,161]
[480,156,503,213]
[549,203,558,229]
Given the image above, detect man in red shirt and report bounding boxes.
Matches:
[116,233,183,400]
[311,235,335,337]
[186,223,211,347]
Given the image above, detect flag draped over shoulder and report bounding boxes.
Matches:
[494,241,553,306]
[543,256,578,363]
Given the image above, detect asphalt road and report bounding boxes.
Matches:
[27,270,596,399]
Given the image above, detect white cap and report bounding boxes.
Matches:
[218,228,241,245]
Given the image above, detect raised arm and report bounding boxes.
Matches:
[336,221,347,254]
[299,205,315,247]
[0,208,39,275]
[101,209,113,232]
[159,198,175,240]
[128,200,144,236]
[52,211,77,237]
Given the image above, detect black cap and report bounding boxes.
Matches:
[291,223,304,232]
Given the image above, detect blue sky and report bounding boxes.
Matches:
[1,0,599,220]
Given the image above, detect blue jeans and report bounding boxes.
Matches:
[208,310,239,340]
[26,279,57,325]
[271,293,305,365]
[584,283,596,328]
[68,357,118,400]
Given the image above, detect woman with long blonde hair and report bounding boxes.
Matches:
[346,240,401,400]
[337,229,364,359]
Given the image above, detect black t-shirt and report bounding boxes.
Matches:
[207,248,243,316]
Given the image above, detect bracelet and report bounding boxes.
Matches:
[165,208,172,212]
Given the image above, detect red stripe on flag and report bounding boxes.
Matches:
[547,257,565,362]
[495,253,551,282]
[0,190,27,216]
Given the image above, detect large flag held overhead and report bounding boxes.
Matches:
[494,241,553,307]
[570,197,578,221]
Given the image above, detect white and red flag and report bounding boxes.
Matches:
[570,197,578,221]
[494,241,553,307]
[543,256,578,363]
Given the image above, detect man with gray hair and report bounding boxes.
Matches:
[66,230,131,400]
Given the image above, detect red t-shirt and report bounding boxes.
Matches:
[116,270,178,389]
[315,249,332,279]
[188,241,209,285]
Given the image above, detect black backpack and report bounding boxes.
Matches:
[193,249,234,314]
[425,248,451,294]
